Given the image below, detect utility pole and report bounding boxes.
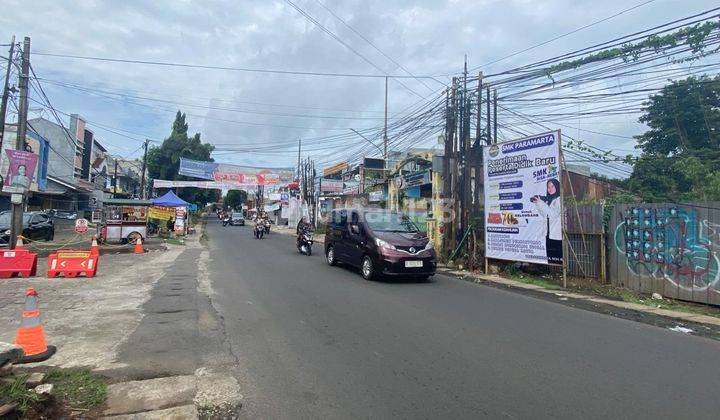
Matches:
[493,89,498,144]
[0,36,16,153]
[296,138,301,181]
[442,88,452,255]
[486,87,491,145]
[139,139,149,199]
[9,37,29,250]
[383,76,388,160]
[113,158,118,199]
[473,73,483,217]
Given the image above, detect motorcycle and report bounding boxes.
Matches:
[253,222,264,239]
[147,220,159,235]
[264,219,271,234]
[222,216,231,227]
[297,229,314,256]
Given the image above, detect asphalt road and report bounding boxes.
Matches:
[205,219,720,419]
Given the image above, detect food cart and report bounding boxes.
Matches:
[101,198,152,243]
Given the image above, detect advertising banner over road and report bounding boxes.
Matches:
[483,131,563,266]
[178,157,294,186]
[3,150,38,193]
[153,179,252,191]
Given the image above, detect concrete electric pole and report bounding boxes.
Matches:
[9,37,29,250]
[0,36,16,153]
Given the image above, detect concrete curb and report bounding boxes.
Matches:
[436,267,720,327]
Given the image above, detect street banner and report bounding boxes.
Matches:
[483,131,563,266]
[320,179,343,193]
[148,206,176,221]
[178,157,293,186]
[3,150,38,193]
[153,179,251,191]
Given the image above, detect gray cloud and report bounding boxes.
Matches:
[0,0,716,168]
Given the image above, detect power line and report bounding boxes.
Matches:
[283,0,426,99]
[469,0,657,72]
[313,0,441,92]
[32,52,439,79]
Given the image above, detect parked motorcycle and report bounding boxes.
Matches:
[253,222,264,239]
[147,220,159,235]
[297,229,314,256]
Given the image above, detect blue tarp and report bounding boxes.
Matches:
[152,190,189,207]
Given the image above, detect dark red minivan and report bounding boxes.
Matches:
[324,208,437,280]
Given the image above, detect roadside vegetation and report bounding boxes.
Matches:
[0,368,106,418]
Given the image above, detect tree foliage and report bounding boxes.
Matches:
[224,190,247,209]
[147,111,219,205]
[625,75,720,201]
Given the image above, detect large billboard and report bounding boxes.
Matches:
[483,131,563,266]
[178,157,294,186]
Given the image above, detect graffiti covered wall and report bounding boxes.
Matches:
[609,203,720,305]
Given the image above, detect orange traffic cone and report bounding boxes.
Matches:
[15,235,26,251]
[14,288,56,364]
[90,235,99,256]
[134,237,144,254]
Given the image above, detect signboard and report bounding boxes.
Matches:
[483,131,563,266]
[268,193,282,201]
[368,190,384,202]
[401,170,431,189]
[74,218,89,233]
[174,207,187,234]
[178,158,293,186]
[363,158,385,170]
[342,181,359,195]
[320,179,343,194]
[2,150,39,193]
[323,162,348,177]
[91,209,102,223]
[148,206,176,221]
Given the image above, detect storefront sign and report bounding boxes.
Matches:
[148,206,176,221]
[401,170,431,189]
[368,190,384,202]
[483,131,563,266]
[323,162,348,177]
[321,179,343,193]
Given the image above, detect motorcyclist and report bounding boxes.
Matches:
[296,216,311,244]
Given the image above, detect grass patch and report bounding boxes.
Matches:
[164,238,186,246]
[45,368,106,409]
[0,374,42,412]
[511,274,563,290]
[568,280,720,319]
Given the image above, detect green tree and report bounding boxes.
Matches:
[626,75,720,201]
[147,111,220,205]
[224,190,247,209]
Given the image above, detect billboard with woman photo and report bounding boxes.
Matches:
[483,131,563,266]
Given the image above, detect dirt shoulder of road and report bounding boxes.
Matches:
[438,267,720,340]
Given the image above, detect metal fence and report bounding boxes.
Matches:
[608,202,720,305]
[565,204,604,279]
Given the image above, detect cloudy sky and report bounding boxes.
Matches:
[0,0,716,171]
